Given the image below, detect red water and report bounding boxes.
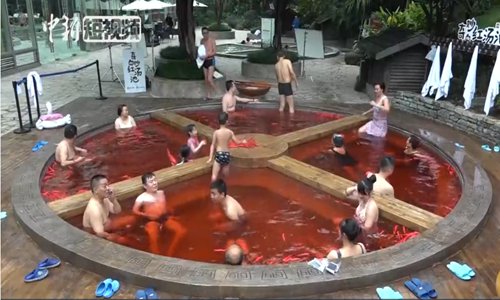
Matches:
[67,168,414,264]
[177,107,342,135]
[41,119,209,202]
[288,128,462,216]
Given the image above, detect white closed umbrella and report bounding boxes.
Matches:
[435,42,453,100]
[484,49,500,115]
[421,45,441,97]
[463,45,479,109]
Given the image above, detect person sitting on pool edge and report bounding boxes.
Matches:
[55,124,90,167]
[176,145,191,166]
[114,104,137,130]
[82,174,136,243]
[210,179,246,232]
[222,80,259,113]
[207,112,246,182]
[344,175,379,235]
[132,172,186,256]
[186,124,207,156]
[327,218,366,260]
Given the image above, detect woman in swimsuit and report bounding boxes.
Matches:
[114,104,137,130]
[344,175,379,234]
[358,82,390,138]
[327,218,366,260]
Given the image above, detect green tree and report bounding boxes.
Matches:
[214,0,225,25]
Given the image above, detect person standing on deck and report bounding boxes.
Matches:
[275,50,298,114]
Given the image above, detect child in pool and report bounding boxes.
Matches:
[132,172,186,256]
[176,145,191,166]
[207,112,246,182]
[186,124,207,156]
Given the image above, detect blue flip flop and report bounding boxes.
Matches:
[145,288,159,299]
[96,278,112,297]
[376,286,403,299]
[0,211,7,220]
[37,257,61,269]
[459,262,476,277]
[24,268,49,283]
[454,142,465,149]
[411,278,437,298]
[481,144,492,152]
[405,278,431,299]
[447,261,472,280]
[494,145,499,153]
[135,290,147,299]
[32,140,48,152]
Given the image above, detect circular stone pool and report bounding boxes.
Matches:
[12,103,492,298]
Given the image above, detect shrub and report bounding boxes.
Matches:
[159,46,189,60]
[247,48,299,65]
[207,22,232,31]
[155,60,204,80]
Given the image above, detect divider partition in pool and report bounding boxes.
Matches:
[13,104,492,298]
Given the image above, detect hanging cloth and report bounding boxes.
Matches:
[421,46,441,97]
[435,42,453,100]
[463,46,479,109]
[484,49,500,115]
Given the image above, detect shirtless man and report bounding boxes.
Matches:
[132,172,186,255]
[404,135,421,156]
[210,179,246,222]
[275,50,298,113]
[200,27,217,100]
[207,112,245,182]
[222,80,258,113]
[55,124,89,167]
[82,175,126,241]
[368,156,395,198]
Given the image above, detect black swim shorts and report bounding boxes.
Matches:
[278,82,293,96]
[203,58,215,69]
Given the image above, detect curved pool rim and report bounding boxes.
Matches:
[12,103,492,298]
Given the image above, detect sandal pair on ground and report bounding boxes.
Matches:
[95,278,120,298]
[135,288,159,299]
[24,257,61,283]
[32,140,48,152]
[454,142,499,152]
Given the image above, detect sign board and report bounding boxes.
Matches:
[261,18,275,47]
[294,29,324,59]
[83,16,142,43]
[458,18,500,46]
[123,48,146,93]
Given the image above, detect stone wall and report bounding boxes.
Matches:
[392,92,500,144]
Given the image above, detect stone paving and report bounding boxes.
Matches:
[1,29,367,135]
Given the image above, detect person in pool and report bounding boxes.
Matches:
[328,133,359,179]
[114,104,137,130]
[132,172,186,256]
[55,124,90,167]
[222,80,259,113]
[344,175,379,235]
[207,112,246,182]
[327,218,366,260]
[404,135,421,156]
[186,124,207,156]
[369,156,395,198]
[358,83,390,138]
[82,174,136,243]
[224,238,250,265]
[275,50,298,114]
[176,145,191,166]
[210,179,246,233]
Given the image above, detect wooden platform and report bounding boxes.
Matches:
[278,114,369,147]
[268,155,443,231]
[151,110,215,140]
[230,134,289,168]
[48,157,212,218]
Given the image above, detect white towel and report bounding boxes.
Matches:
[484,49,500,115]
[196,45,206,69]
[421,46,441,97]
[435,42,453,100]
[463,45,479,109]
[27,71,43,98]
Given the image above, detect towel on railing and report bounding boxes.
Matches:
[484,49,500,115]
[421,46,441,97]
[27,71,43,98]
[463,45,479,109]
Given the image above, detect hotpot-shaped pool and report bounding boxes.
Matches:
[66,168,411,264]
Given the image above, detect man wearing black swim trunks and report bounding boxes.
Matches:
[275,50,298,113]
[200,27,217,100]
